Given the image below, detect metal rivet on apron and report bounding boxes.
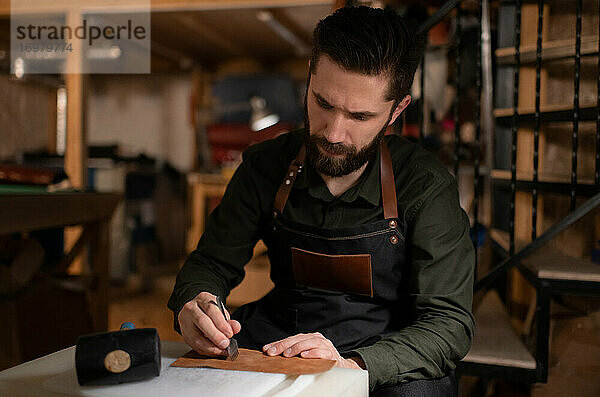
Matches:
[389,220,397,229]
[285,179,291,185]
[273,211,278,218]
[390,235,398,245]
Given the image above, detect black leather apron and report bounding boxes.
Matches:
[232,141,408,354]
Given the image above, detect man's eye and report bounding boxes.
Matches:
[351,113,368,121]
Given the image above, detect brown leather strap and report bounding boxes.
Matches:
[273,141,397,219]
[273,145,306,215]
[380,141,398,219]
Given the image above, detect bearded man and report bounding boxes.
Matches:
[169,6,474,396]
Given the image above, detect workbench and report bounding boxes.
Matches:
[0,190,121,332]
[0,341,368,396]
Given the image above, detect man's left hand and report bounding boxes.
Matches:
[262,332,364,369]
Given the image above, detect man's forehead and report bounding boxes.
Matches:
[310,56,394,109]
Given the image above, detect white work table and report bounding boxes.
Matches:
[0,341,368,396]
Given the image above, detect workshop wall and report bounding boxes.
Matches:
[0,75,53,161]
[87,74,195,172]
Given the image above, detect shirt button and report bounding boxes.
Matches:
[390,235,398,245]
[389,220,397,229]
[285,179,291,185]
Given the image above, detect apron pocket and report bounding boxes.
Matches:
[291,247,373,297]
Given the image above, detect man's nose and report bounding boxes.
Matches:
[324,113,347,144]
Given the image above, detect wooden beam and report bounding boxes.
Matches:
[1,0,332,16]
[268,8,312,48]
[64,10,87,275]
[0,0,9,15]
[64,11,86,188]
[174,14,244,56]
[151,0,332,12]
[3,0,150,15]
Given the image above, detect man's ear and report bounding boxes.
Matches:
[389,95,412,125]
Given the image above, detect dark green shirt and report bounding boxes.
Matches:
[168,129,475,390]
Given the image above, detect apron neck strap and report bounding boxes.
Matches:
[273,144,306,215]
[273,140,397,219]
[380,140,398,219]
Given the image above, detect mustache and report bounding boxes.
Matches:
[310,135,356,156]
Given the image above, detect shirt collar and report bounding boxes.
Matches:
[293,147,381,206]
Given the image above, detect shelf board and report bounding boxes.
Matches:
[494,103,599,126]
[491,169,599,196]
[490,229,600,283]
[462,289,536,369]
[496,36,599,64]
[491,169,595,185]
[527,249,600,283]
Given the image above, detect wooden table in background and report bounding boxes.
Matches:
[186,172,230,254]
[0,191,121,332]
[185,173,274,308]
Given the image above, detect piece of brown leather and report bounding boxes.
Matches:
[380,141,398,220]
[273,145,306,215]
[291,247,373,297]
[170,348,335,375]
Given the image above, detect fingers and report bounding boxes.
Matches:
[263,332,338,359]
[198,300,233,338]
[197,294,234,338]
[179,317,226,356]
[299,348,332,359]
[178,292,239,355]
[228,319,242,335]
[263,333,314,356]
[190,305,231,348]
[283,339,334,358]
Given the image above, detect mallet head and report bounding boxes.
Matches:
[75,327,160,386]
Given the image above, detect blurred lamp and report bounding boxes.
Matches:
[249,96,280,131]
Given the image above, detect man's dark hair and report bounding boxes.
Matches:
[309,6,425,102]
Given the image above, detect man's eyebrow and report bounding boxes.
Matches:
[312,90,378,117]
[312,91,332,106]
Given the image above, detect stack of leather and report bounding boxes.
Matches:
[0,164,70,191]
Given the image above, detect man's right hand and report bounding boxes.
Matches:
[178,291,242,356]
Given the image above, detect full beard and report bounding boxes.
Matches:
[303,101,392,177]
[304,125,387,178]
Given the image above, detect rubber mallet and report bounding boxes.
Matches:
[75,323,161,386]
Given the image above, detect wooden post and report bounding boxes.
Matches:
[64,10,86,188]
[88,221,110,332]
[509,2,550,329]
[64,10,87,274]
